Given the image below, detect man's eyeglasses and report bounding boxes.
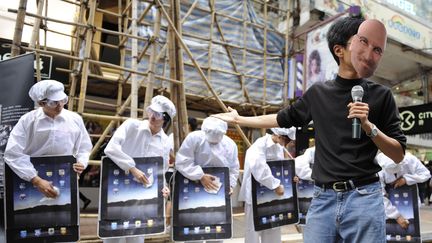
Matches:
[354,34,383,56]
[42,97,68,108]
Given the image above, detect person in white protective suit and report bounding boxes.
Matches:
[376,152,431,230]
[295,146,315,181]
[103,95,175,243]
[175,117,240,243]
[238,127,296,243]
[5,79,92,198]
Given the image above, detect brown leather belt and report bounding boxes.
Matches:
[315,174,379,192]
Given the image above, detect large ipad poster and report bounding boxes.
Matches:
[173,167,232,241]
[252,159,299,231]
[385,184,421,243]
[297,179,314,225]
[98,156,165,238]
[4,155,78,242]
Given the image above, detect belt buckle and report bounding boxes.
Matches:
[332,181,347,192]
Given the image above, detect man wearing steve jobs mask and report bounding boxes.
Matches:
[175,117,240,198]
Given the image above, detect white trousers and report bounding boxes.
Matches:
[103,236,144,243]
[244,203,281,243]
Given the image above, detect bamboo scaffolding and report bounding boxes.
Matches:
[122,3,213,87]
[9,0,293,156]
[210,0,257,116]
[154,0,251,147]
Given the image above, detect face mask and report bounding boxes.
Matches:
[205,131,224,144]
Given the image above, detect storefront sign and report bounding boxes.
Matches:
[399,103,432,135]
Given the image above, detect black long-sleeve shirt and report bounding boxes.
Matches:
[277,76,406,184]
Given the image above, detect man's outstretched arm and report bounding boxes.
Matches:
[212,107,279,128]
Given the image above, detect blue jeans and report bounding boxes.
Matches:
[304,181,385,243]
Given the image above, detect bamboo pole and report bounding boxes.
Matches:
[261,1,268,135]
[242,0,248,113]
[29,0,44,82]
[58,0,81,6]
[154,0,251,147]
[121,1,132,18]
[78,0,97,113]
[21,46,81,61]
[96,8,121,18]
[11,0,27,57]
[43,0,48,50]
[68,0,87,111]
[173,0,188,147]
[131,0,138,118]
[117,0,128,122]
[29,0,44,48]
[167,0,188,151]
[143,8,162,114]
[283,0,292,106]
[207,0,214,96]
[8,8,89,29]
[182,0,199,24]
[167,0,179,151]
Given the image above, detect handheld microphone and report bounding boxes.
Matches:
[351,85,364,139]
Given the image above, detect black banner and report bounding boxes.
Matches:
[0,53,35,242]
[399,103,432,135]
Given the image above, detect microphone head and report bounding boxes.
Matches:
[351,85,364,102]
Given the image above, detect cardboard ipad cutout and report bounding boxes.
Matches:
[173,167,232,241]
[98,156,165,238]
[385,184,421,243]
[252,159,299,231]
[5,156,79,242]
